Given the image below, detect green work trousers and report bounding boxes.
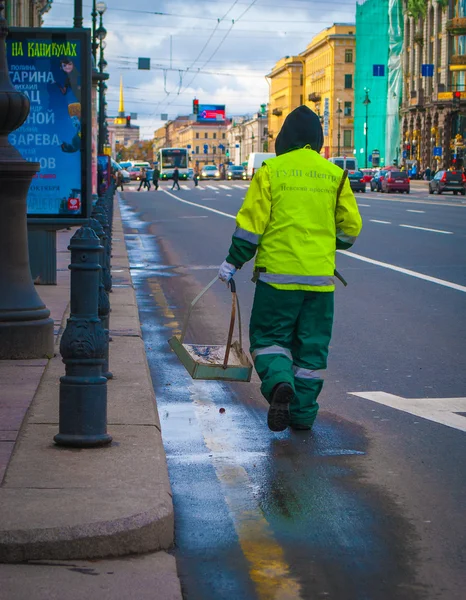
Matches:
[250,281,334,427]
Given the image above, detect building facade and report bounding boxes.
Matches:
[5,0,52,26]
[400,0,466,171]
[226,112,269,165]
[354,0,390,169]
[303,24,356,159]
[267,56,303,153]
[173,121,229,169]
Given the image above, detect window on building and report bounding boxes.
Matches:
[344,74,353,89]
[195,146,199,154]
[343,130,352,148]
[345,49,353,63]
[300,94,303,105]
[204,132,208,138]
[300,74,303,86]
[344,101,352,116]
[213,146,217,154]
[213,132,217,139]
[222,133,226,139]
[195,132,199,139]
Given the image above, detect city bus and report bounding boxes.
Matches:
[157,147,189,180]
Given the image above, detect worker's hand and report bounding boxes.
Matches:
[218,261,237,283]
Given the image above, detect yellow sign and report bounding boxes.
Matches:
[437,91,466,100]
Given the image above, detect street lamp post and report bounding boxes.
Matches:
[336,98,342,156]
[363,88,371,168]
[0,2,53,358]
[96,3,108,156]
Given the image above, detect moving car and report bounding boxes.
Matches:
[348,170,366,193]
[226,165,247,180]
[428,170,466,195]
[200,165,221,180]
[247,152,276,178]
[129,167,142,181]
[381,170,410,194]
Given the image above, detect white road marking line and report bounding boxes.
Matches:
[233,185,243,189]
[370,219,391,224]
[358,203,371,207]
[338,250,466,293]
[349,392,466,433]
[399,224,453,235]
[162,189,465,293]
[181,184,190,190]
[206,185,217,190]
[219,185,230,190]
[406,209,425,213]
[162,189,236,219]
[226,194,232,197]
[179,215,208,219]
[241,184,249,188]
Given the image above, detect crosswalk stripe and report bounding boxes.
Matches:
[181,185,189,190]
[219,185,230,190]
[206,185,217,190]
[233,185,243,189]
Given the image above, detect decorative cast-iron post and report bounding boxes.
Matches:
[0,2,54,359]
[54,226,112,447]
[92,204,112,292]
[88,217,112,379]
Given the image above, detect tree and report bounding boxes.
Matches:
[115,140,154,162]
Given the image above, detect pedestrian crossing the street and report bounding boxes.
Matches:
[156,183,250,192]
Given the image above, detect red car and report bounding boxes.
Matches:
[129,167,142,181]
[381,170,410,194]
[360,168,375,183]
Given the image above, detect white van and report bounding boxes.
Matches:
[247,152,276,178]
[328,156,358,171]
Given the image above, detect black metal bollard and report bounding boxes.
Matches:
[88,218,112,380]
[92,205,112,293]
[54,226,112,448]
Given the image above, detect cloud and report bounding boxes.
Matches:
[44,0,357,138]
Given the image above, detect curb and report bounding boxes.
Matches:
[0,194,174,562]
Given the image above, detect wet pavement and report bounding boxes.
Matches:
[120,183,465,600]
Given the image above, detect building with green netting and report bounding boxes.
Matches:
[355,0,404,169]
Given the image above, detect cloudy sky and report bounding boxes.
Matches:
[45,0,358,138]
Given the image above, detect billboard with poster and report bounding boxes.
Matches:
[197,104,226,122]
[6,28,91,222]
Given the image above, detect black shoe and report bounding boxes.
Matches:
[290,423,312,431]
[267,383,293,432]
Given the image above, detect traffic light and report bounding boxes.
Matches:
[125,115,131,128]
[225,149,230,158]
[453,91,461,110]
[193,99,199,115]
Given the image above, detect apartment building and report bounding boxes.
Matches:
[400,0,466,170]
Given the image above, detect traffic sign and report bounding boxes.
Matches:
[402,150,407,159]
[421,64,434,77]
[433,146,442,156]
[373,64,385,76]
[203,144,208,154]
[368,154,372,162]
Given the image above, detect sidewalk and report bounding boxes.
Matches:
[0,197,182,599]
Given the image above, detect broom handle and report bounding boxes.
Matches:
[223,279,237,368]
[180,275,218,343]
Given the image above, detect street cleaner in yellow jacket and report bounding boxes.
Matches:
[218,105,362,432]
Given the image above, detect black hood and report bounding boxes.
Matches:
[275,105,324,156]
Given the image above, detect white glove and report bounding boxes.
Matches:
[218,260,237,283]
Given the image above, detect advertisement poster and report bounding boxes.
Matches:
[197,104,226,122]
[7,28,91,219]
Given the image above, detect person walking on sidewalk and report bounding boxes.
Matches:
[171,167,181,191]
[138,167,149,191]
[114,169,124,191]
[152,165,160,190]
[193,167,199,187]
[218,105,362,432]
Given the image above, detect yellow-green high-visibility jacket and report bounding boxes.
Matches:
[226,147,362,291]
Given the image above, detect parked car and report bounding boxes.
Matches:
[200,165,221,180]
[348,170,366,193]
[370,169,388,191]
[329,156,358,171]
[381,170,410,194]
[428,170,466,195]
[129,167,142,181]
[360,168,375,183]
[226,165,247,180]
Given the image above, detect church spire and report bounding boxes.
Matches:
[118,76,125,117]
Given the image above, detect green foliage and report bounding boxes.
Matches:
[436,0,448,9]
[407,0,427,19]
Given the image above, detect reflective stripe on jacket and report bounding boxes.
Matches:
[232,147,362,291]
